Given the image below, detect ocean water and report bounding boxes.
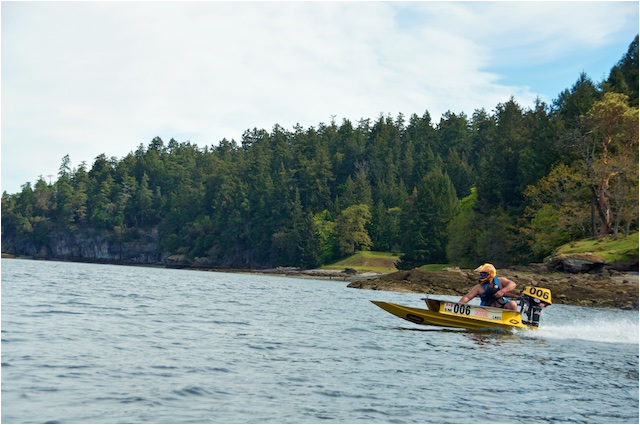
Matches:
[2,259,638,424]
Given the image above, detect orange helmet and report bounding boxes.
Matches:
[474,263,496,284]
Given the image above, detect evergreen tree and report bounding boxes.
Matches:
[370,200,401,253]
[552,72,599,132]
[71,163,90,224]
[313,209,338,265]
[134,173,153,227]
[446,188,482,267]
[604,35,638,107]
[33,177,53,218]
[90,174,117,230]
[397,168,458,269]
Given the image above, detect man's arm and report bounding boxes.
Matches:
[496,277,516,297]
[459,285,480,303]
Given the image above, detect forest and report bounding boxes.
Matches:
[2,36,638,270]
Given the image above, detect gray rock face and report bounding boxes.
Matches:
[4,229,165,265]
[545,253,607,273]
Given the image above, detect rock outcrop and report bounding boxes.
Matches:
[544,253,607,273]
[3,229,165,265]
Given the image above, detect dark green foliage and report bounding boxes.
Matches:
[604,35,639,107]
[396,168,458,269]
[273,190,322,268]
[2,36,638,268]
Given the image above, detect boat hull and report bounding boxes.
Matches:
[371,299,532,331]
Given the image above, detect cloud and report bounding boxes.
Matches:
[410,2,637,63]
[2,1,638,194]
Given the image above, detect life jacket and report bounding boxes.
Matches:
[480,276,502,306]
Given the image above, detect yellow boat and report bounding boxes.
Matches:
[372,286,552,331]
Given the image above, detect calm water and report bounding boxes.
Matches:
[2,259,638,424]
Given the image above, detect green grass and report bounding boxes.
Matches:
[322,251,400,273]
[554,232,639,263]
[418,264,451,271]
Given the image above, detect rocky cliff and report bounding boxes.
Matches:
[2,228,166,265]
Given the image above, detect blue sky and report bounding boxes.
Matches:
[2,1,638,194]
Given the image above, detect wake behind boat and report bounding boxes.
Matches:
[372,286,552,331]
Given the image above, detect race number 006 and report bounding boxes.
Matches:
[527,287,550,300]
[453,304,471,315]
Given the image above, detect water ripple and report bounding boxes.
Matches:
[2,259,638,424]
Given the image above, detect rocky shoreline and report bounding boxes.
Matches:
[221,263,638,310]
[3,255,637,310]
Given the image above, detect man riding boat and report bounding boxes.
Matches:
[459,263,518,311]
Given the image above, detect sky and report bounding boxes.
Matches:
[2,1,638,194]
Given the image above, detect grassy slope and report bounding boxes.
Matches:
[322,251,400,273]
[554,232,639,263]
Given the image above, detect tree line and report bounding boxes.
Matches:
[2,36,638,269]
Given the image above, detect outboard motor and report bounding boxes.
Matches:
[519,286,553,327]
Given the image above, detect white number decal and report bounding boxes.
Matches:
[445,303,471,315]
[444,303,502,320]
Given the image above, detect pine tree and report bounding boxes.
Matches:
[397,168,458,269]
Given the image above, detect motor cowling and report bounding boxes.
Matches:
[519,286,552,327]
